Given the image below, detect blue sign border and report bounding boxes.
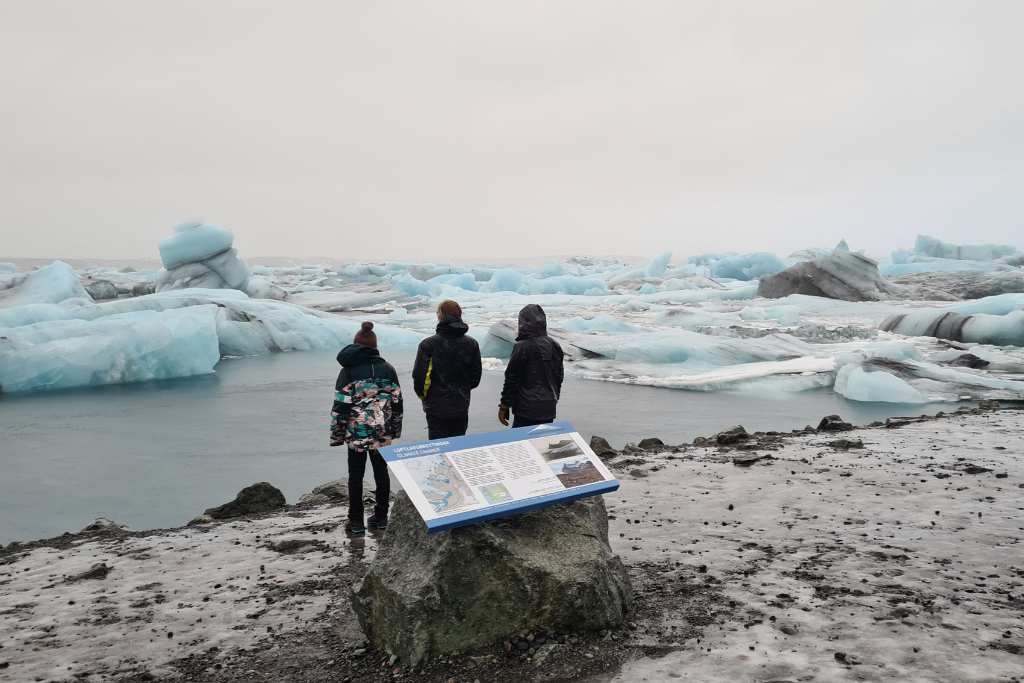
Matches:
[379,421,619,533]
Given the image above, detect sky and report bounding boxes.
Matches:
[1,0,1022,262]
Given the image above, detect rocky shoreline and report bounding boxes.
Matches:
[2,404,1023,682]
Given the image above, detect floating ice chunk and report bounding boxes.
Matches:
[834,365,926,403]
[0,306,221,393]
[155,222,255,295]
[0,263,16,273]
[0,261,88,307]
[709,252,785,281]
[158,221,235,269]
[561,315,640,334]
[880,306,1024,347]
[481,269,524,293]
[759,250,896,301]
[583,357,835,391]
[567,329,813,367]
[244,275,287,301]
[950,293,1024,316]
[879,259,1001,277]
[739,305,800,325]
[645,252,672,277]
[0,289,424,376]
[912,234,1017,262]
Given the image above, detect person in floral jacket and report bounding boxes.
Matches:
[331,322,403,536]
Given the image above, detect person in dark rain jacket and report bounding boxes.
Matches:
[330,321,403,536]
[412,300,482,439]
[498,304,564,428]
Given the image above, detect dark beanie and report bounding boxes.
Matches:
[353,321,377,348]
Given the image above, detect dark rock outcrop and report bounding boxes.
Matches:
[352,492,632,666]
[715,425,749,445]
[818,415,853,432]
[947,353,990,369]
[85,280,119,301]
[589,436,618,459]
[298,480,348,506]
[637,437,665,451]
[204,482,286,520]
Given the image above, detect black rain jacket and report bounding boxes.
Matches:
[412,316,483,419]
[500,304,564,422]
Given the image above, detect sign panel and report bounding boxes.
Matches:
[379,421,619,533]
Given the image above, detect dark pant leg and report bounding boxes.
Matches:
[512,415,553,428]
[347,447,367,525]
[427,414,470,439]
[368,449,390,518]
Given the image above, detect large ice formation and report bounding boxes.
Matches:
[910,234,1018,262]
[155,222,285,300]
[880,305,1024,347]
[0,307,221,393]
[758,249,898,301]
[0,261,89,307]
[0,288,421,393]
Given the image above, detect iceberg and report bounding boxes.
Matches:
[708,252,786,281]
[880,295,1024,346]
[0,289,423,392]
[911,234,1017,262]
[645,252,672,277]
[0,262,16,273]
[158,222,236,269]
[154,222,285,300]
[834,364,926,403]
[0,261,89,307]
[758,249,898,301]
[0,307,221,393]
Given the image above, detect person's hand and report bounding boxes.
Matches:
[498,404,510,426]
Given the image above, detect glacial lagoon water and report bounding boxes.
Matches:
[0,351,952,544]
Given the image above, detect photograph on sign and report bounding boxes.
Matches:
[380,422,618,532]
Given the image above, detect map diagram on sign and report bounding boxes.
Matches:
[404,454,477,514]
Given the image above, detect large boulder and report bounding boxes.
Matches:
[298,479,349,506]
[204,482,286,519]
[758,250,897,302]
[352,492,632,666]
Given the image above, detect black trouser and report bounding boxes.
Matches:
[347,448,390,525]
[427,414,469,440]
[512,415,553,428]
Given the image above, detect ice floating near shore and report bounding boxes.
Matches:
[880,294,1024,346]
[0,261,89,307]
[0,289,422,393]
[2,235,1022,399]
[0,307,221,393]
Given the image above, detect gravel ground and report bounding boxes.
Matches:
[1,405,1021,682]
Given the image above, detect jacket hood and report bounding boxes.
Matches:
[337,343,382,367]
[516,304,548,340]
[436,316,469,337]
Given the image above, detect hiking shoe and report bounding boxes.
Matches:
[367,514,388,530]
[345,521,366,537]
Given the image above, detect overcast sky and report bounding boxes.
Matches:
[1,1,1022,262]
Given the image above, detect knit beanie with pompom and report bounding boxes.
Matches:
[353,321,377,348]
